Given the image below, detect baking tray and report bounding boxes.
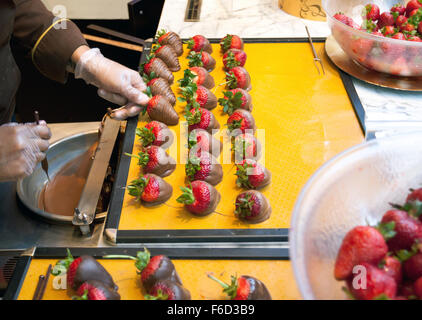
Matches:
[4,247,298,300]
[105,39,364,243]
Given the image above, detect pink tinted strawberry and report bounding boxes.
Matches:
[378,12,395,28]
[223,49,247,70]
[176,180,221,216]
[185,35,212,53]
[220,34,244,52]
[227,109,256,134]
[235,159,271,190]
[365,4,380,21]
[226,67,251,91]
[334,226,388,280]
[380,255,402,284]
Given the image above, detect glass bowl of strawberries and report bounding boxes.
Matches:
[290,131,422,299]
[323,0,422,76]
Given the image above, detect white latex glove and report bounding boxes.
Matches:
[0,122,51,181]
[74,48,149,120]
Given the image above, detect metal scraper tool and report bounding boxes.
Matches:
[34,111,50,182]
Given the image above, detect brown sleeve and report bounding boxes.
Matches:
[12,0,88,83]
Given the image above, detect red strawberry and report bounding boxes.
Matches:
[399,281,417,299]
[346,262,397,300]
[223,49,247,70]
[233,133,261,161]
[125,145,176,177]
[391,4,406,16]
[188,128,222,157]
[156,30,183,56]
[185,106,220,133]
[145,95,179,126]
[184,35,212,53]
[187,51,216,71]
[407,188,422,203]
[227,109,256,135]
[333,13,359,28]
[406,0,422,16]
[381,210,422,251]
[334,226,388,280]
[390,56,410,76]
[409,8,421,17]
[395,15,408,28]
[208,274,271,300]
[74,280,120,300]
[147,77,176,106]
[189,66,215,89]
[351,38,373,62]
[220,34,244,52]
[235,159,271,189]
[218,88,252,115]
[378,12,395,28]
[382,25,396,36]
[235,190,272,224]
[185,151,223,186]
[414,277,422,298]
[154,44,180,72]
[127,173,173,205]
[143,57,174,84]
[365,4,380,21]
[145,280,191,300]
[136,121,174,148]
[196,85,217,110]
[176,180,221,216]
[226,67,251,91]
[380,255,402,284]
[400,23,415,33]
[392,32,406,40]
[403,252,422,280]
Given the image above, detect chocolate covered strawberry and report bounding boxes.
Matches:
[144,95,179,126]
[178,68,215,89]
[176,180,221,216]
[185,105,220,133]
[127,174,173,206]
[334,226,389,280]
[153,44,181,72]
[227,109,256,135]
[226,67,251,91]
[223,49,247,70]
[235,159,271,190]
[233,133,261,161]
[185,151,223,186]
[188,128,222,157]
[104,248,182,292]
[52,249,118,291]
[187,50,216,71]
[180,83,217,110]
[142,56,174,85]
[235,190,271,224]
[145,74,176,106]
[145,280,191,300]
[125,145,176,177]
[185,35,213,53]
[220,34,244,52]
[73,280,121,300]
[156,29,183,56]
[136,121,174,148]
[208,274,271,300]
[219,89,252,115]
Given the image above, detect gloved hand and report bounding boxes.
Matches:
[0,122,51,182]
[74,48,149,120]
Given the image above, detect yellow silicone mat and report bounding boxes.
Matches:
[117,42,363,231]
[17,258,300,300]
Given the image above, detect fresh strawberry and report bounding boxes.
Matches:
[364,4,380,21]
[346,262,397,300]
[378,12,395,28]
[219,88,252,115]
[144,95,179,126]
[235,159,271,190]
[184,35,213,53]
[351,37,374,62]
[392,32,407,40]
[382,25,397,36]
[146,76,176,106]
[399,281,417,299]
[407,188,422,203]
[185,151,223,186]
[406,0,422,16]
[391,4,406,16]
[125,145,175,177]
[188,128,222,157]
[233,133,261,161]
[153,44,180,72]
[409,8,421,17]
[226,67,251,91]
[227,109,256,135]
[185,105,220,133]
[400,22,416,33]
[74,280,121,300]
[223,49,247,70]
[136,121,174,148]
[127,174,173,205]
[334,226,388,280]
[220,34,244,52]
[52,249,117,291]
[379,255,402,284]
[145,280,191,300]
[395,15,408,28]
[381,210,422,251]
[390,56,410,76]
[235,190,272,224]
[208,274,271,300]
[156,29,183,56]
[187,50,216,71]
[403,252,422,280]
[142,56,174,84]
[333,13,359,28]
[414,277,422,298]
[176,180,221,216]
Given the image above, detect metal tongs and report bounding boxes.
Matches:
[305,25,325,75]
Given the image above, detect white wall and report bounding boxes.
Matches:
[41,0,130,19]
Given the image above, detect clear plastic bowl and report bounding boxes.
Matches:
[322,0,422,77]
[290,131,422,299]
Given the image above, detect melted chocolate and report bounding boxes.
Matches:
[142,256,182,292]
[142,174,173,207]
[79,280,121,300]
[244,276,272,300]
[150,280,191,300]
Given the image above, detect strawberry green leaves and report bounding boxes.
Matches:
[127,176,150,201]
[376,221,397,241]
[234,193,255,218]
[52,248,74,276]
[187,51,203,68]
[235,162,255,189]
[218,91,243,115]
[125,151,150,167]
[184,105,202,125]
[176,184,195,205]
[136,127,156,147]
[395,243,419,262]
[208,274,238,300]
[103,248,151,274]
[178,69,197,88]
[144,289,169,300]
[185,156,201,180]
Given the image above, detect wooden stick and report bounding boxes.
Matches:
[36,264,52,301]
[32,275,45,300]
[83,33,144,52]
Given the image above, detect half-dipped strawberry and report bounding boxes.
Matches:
[185,151,223,186]
[235,190,272,224]
[223,49,247,70]
[142,56,174,84]
[146,76,176,106]
[188,128,222,157]
[185,105,220,134]
[187,50,216,71]
[220,34,244,52]
[145,280,191,300]
[180,83,217,110]
[208,274,271,300]
[235,159,271,189]
[219,89,252,115]
[233,133,261,161]
[185,35,213,53]
[178,68,215,89]
[136,121,174,148]
[156,29,183,56]
[73,280,121,300]
[127,174,173,206]
[125,145,176,177]
[145,95,179,126]
[226,67,251,91]
[176,180,221,216]
[153,44,180,72]
[227,109,256,135]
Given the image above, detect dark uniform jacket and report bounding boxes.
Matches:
[0,0,87,124]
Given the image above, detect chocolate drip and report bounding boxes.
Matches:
[244,276,272,300]
[142,256,182,292]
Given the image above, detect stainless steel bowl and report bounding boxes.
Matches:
[16,131,102,224]
[290,131,422,299]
